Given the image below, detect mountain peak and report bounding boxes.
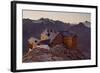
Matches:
[78,22,85,26]
[78,22,90,28]
[39,18,49,20]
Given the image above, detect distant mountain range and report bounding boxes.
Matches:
[23,18,91,59]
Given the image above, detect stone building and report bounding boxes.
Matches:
[50,31,78,49]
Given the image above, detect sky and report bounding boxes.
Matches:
[23,10,91,24]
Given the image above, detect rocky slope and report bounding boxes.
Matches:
[23,45,86,63]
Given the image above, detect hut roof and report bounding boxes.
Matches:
[60,31,76,37]
[28,37,40,44]
[38,39,50,45]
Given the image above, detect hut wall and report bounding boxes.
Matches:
[50,34,63,47]
[72,36,77,49]
[63,36,77,49]
[63,37,73,49]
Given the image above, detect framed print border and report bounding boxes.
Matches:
[11,1,98,72]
